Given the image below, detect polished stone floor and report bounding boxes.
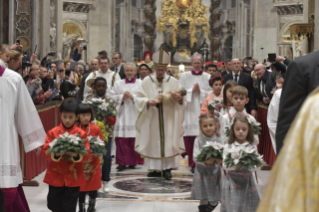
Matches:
[24,157,271,212]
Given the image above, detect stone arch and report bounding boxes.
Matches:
[134,34,143,62]
[278,21,302,43]
[63,20,87,40]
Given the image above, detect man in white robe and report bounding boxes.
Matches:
[0,65,46,209]
[179,53,212,172]
[83,57,120,100]
[135,48,186,180]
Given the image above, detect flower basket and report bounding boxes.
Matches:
[207,98,222,112]
[223,148,263,171]
[196,141,223,164]
[86,98,111,119]
[88,136,107,157]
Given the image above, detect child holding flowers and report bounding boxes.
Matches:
[221,113,262,212]
[77,103,107,212]
[200,75,223,116]
[42,99,90,212]
[219,80,238,118]
[191,114,223,212]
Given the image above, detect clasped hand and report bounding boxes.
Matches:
[205,158,222,165]
[193,83,200,92]
[56,152,79,157]
[123,91,133,100]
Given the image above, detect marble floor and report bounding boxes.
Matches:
[24,158,271,212]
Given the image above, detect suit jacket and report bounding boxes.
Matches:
[254,71,277,102]
[223,71,257,113]
[276,51,319,154]
[111,65,125,79]
[78,72,90,103]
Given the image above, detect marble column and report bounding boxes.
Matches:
[32,0,39,55]
[8,0,14,45]
[0,0,3,44]
[39,0,50,59]
[55,0,63,57]
[314,1,319,49]
[154,0,164,51]
[303,0,309,23]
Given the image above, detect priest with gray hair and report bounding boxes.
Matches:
[135,48,186,180]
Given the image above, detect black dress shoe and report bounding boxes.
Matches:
[128,165,135,169]
[207,202,218,212]
[162,169,171,180]
[117,164,126,171]
[167,169,172,178]
[147,171,162,177]
[198,205,207,212]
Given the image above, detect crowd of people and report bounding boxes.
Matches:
[1,40,313,212]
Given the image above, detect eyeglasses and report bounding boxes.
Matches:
[112,58,119,60]
[100,62,108,65]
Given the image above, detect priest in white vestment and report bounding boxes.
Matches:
[135,49,186,180]
[0,65,46,210]
[83,57,120,99]
[110,62,142,171]
[179,53,212,172]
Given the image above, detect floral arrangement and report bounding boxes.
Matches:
[46,132,88,161]
[207,98,222,112]
[225,116,261,137]
[88,136,107,157]
[86,98,110,119]
[223,147,263,171]
[196,141,223,164]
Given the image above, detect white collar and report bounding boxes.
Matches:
[115,64,122,69]
[98,68,111,74]
[232,71,240,76]
[229,107,246,117]
[234,141,249,146]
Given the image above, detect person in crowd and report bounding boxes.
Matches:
[75,63,85,87]
[218,62,225,73]
[110,63,142,171]
[218,80,237,118]
[253,63,279,168]
[221,114,260,212]
[40,66,54,92]
[220,86,259,145]
[0,54,45,212]
[7,50,22,72]
[60,69,78,99]
[138,64,151,80]
[26,64,52,104]
[221,59,232,77]
[83,57,120,99]
[64,60,71,70]
[77,103,103,212]
[201,75,223,115]
[86,77,117,193]
[42,99,90,212]
[223,58,257,116]
[137,51,154,70]
[78,59,99,102]
[0,44,11,67]
[205,64,218,76]
[179,53,212,173]
[135,48,186,180]
[110,52,125,79]
[73,44,83,62]
[191,114,222,212]
[267,77,284,155]
[97,50,107,60]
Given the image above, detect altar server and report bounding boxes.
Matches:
[111,62,142,171]
[179,53,212,172]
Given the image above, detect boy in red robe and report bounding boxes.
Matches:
[42,99,90,212]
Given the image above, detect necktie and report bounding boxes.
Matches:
[235,74,238,83]
[116,68,118,73]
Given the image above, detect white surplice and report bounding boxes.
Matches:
[110,78,142,138]
[135,74,186,170]
[0,68,46,188]
[83,69,121,100]
[267,89,282,155]
[219,107,259,145]
[179,71,212,136]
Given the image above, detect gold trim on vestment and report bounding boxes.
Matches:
[158,81,166,157]
[257,100,269,109]
[159,49,163,65]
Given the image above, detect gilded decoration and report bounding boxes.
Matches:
[63,23,84,39]
[289,23,314,37]
[143,0,157,51]
[156,0,210,48]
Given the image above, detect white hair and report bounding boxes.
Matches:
[78,64,84,71]
[124,62,136,70]
[191,53,203,62]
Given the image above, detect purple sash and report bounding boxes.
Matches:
[0,65,5,77]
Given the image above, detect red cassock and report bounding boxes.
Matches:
[42,124,90,187]
[78,122,103,192]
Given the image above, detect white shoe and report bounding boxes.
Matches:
[103,181,110,192]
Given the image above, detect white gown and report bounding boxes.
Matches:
[179,71,212,136]
[267,89,282,155]
[110,78,142,138]
[135,74,186,170]
[0,68,46,188]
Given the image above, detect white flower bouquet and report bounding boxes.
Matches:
[46,132,88,161]
[88,136,107,157]
[223,146,263,171]
[196,141,224,164]
[207,98,223,112]
[86,98,110,119]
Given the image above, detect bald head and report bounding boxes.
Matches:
[254,63,266,79]
[91,59,99,71]
[231,58,241,74]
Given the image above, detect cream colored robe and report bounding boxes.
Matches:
[135,74,186,170]
[257,87,319,212]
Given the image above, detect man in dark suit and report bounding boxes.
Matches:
[223,58,257,116]
[276,51,319,154]
[110,52,125,79]
[221,59,232,77]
